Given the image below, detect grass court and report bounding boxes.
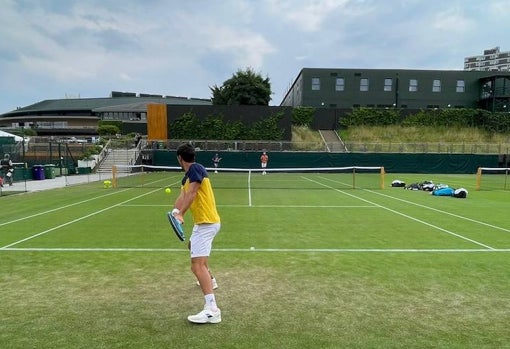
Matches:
[1,170,509,348]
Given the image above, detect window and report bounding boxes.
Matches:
[409,79,418,92]
[335,78,345,91]
[456,80,465,93]
[360,78,369,92]
[432,79,441,92]
[384,78,392,91]
[312,77,320,90]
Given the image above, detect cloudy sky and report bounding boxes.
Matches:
[0,0,508,114]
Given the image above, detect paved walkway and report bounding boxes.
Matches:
[1,173,111,194]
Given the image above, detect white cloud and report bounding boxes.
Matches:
[266,0,354,32]
[0,0,508,112]
[431,7,474,33]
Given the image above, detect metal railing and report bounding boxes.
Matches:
[148,139,509,154]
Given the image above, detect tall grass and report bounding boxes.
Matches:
[339,126,510,144]
[291,125,324,150]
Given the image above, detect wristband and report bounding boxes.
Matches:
[171,208,180,215]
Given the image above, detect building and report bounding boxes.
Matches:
[2,68,510,137]
[464,47,510,72]
[281,68,510,113]
[0,92,211,136]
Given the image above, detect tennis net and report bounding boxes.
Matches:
[476,167,510,191]
[112,164,385,190]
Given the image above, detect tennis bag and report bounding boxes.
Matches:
[432,187,455,196]
[453,188,468,198]
[391,179,406,187]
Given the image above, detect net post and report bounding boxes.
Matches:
[112,165,117,188]
[380,167,385,189]
[475,167,481,191]
[352,167,356,189]
[247,169,252,207]
[139,164,144,187]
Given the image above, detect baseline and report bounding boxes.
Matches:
[2,247,510,253]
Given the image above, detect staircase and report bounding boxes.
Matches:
[97,148,139,174]
[319,130,348,152]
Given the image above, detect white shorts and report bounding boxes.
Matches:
[189,223,221,258]
[261,163,267,168]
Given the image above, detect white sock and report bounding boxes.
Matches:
[205,294,218,311]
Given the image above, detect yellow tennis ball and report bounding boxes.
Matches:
[165,188,171,194]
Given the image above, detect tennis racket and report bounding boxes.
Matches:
[167,211,185,241]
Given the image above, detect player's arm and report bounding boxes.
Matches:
[173,182,200,222]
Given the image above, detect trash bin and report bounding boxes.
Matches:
[44,164,56,179]
[32,165,45,180]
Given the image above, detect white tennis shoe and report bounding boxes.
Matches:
[196,277,218,290]
[188,307,221,324]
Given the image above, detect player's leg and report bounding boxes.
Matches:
[7,170,13,185]
[191,239,218,289]
[189,224,219,295]
[191,257,214,295]
[187,224,221,324]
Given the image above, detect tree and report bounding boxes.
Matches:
[210,68,272,105]
[97,124,120,136]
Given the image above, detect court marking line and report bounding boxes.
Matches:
[0,189,131,227]
[121,204,377,208]
[305,177,496,250]
[364,189,510,233]
[0,177,182,229]
[0,187,162,250]
[1,247,509,253]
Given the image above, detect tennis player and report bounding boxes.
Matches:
[212,153,221,173]
[260,151,268,175]
[172,143,222,324]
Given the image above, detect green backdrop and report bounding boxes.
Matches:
[153,151,498,174]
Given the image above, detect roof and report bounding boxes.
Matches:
[0,130,23,142]
[0,95,212,117]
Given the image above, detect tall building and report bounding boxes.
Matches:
[464,47,510,71]
[281,68,510,113]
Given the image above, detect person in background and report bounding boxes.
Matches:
[212,153,221,173]
[172,143,222,324]
[1,153,14,186]
[260,151,268,175]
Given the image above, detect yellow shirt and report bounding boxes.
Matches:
[181,163,220,224]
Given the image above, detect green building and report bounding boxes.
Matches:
[281,68,510,113]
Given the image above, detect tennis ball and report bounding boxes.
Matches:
[165,188,171,194]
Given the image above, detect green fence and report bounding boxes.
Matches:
[153,150,499,174]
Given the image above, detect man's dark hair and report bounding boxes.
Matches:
[176,143,195,162]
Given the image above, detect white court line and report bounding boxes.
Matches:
[364,189,510,233]
[2,247,510,253]
[121,204,376,208]
[1,175,181,227]
[0,189,131,227]
[0,187,162,250]
[305,177,496,250]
